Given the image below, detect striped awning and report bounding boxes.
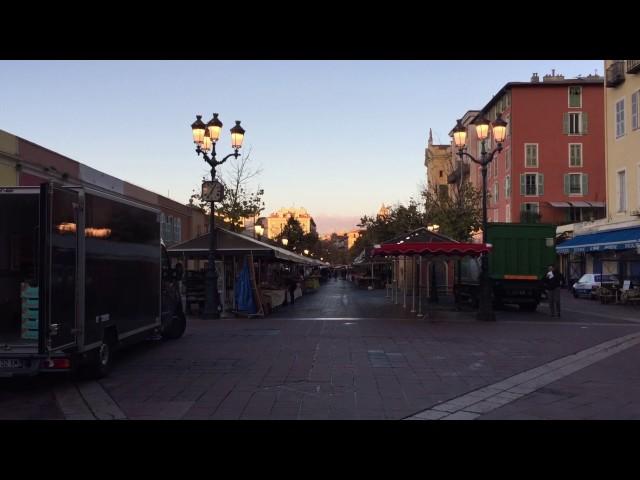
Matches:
[548,201,606,208]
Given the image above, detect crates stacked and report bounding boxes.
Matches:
[20,283,39,340]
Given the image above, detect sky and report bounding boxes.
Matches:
[0,60,602,233]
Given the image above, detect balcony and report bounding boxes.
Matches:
[606,61,625,87]
[627,60,640,74]
[447,163,470,184]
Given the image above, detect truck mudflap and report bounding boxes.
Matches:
[0,354,72,378]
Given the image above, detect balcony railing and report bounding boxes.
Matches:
[447,163,470,184]
[627,60,640,74]
[606,61,625,87]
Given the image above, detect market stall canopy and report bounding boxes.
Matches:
[352,247,392,265]
[168,228,315,265]
[371,226,488,257]
[556,226,640,254]
[372,242,491,257]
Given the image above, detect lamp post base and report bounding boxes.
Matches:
[201,311,220,320]
[476,310,496,322]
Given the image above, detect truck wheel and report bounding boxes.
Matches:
[88,332,117,379]
[161,311,186,340]
[520,304,538,312]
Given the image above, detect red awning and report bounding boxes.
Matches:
[372,242,491,257]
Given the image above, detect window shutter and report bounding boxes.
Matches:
[520,174,525,195]
[582,113,589,134]
[537,173,544,196]
[582,174,588,195]
[564,174,570,195]
[563,113,569,134]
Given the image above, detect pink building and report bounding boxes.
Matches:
[450,71,606,225]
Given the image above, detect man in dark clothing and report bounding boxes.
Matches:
[286,276,298,304]
[543,265,563,317]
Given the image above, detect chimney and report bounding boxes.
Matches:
[543,69,565,82]
[531,72,539,83]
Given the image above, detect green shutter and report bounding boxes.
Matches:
[520,174,525,195]
[582,174,588,195]
[582,113,589,134]
[538,173,544,196]
[563,113,569,134]
[564,174,570,195]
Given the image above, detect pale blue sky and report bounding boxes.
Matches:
[0,60,602,233]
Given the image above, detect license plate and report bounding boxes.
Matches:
[0,359,24,369]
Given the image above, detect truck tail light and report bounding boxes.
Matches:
[41,358,71,369]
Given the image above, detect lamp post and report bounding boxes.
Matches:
[191,113,245,319]
[452,113,507,321]
[282,237,289,247]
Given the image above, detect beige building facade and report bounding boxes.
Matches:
[264,207,316,239]
[604,60,640,226]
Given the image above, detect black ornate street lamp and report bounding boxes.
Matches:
[452,113,507,321]
[191,113,245,319]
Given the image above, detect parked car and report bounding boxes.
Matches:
[572,274,619,298]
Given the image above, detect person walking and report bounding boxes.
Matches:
[543,264,563,317]
[286,275,298,305]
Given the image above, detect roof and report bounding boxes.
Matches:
[556,226,640,254]
[168,228,317,264]
[382,227,456,245]
[479,78,603,116]
[372,242,491,257]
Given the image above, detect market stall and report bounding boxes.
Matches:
[168,227,315,316]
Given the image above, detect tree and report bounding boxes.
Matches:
[421,169,484,241]
[189,150,265,232]
[349,199,427,258]
[275,217,306,251]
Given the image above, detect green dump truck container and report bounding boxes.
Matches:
[455,223,557,312]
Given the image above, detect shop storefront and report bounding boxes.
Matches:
[556,226,640,286]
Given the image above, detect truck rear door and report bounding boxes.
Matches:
[39,183,82,353]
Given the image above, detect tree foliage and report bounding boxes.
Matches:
[349,199,427,257]
[189,150,265,232]
[421,168,484,241]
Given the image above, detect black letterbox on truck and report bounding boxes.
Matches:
[454,223,557,311]
[0,183,186,378]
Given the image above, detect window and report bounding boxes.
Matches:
[522,203,540,214]
[525,144,538,168]
[569,86,582,108]
[632,91,639,131]
[564,112,588,135]
[438,184,449,199]
[505,148,511,171]
[569,144,583,167]
[505,204,511,222]
[564,173,588,195]
[439,170,443,178]
[569,113,581,134]
[521,173,544,196]
[494,182,499,203]
[505,175,511,198]
[616,99,625,138]
[617,170,627,212]
[493,154,498,176]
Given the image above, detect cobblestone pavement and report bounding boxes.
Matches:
[2,279,639,420]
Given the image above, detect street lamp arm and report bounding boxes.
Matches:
[457,150,485,166]
[457,144,503,167]
[196,145,240,168]
[217,150,240,166]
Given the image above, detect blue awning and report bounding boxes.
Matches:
[557,227,640,254]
